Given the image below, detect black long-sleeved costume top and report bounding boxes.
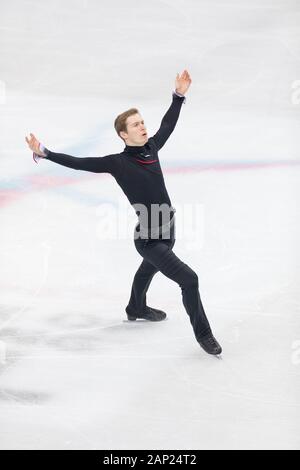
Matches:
[40,92,186,238]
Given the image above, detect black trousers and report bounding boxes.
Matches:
[127,218,212,339]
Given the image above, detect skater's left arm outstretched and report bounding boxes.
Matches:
[152,69,192,151]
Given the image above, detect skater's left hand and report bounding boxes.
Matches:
[175,69,192,95]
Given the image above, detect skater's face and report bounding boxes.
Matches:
[121,113,148,146]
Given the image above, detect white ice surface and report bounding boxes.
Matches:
[0,0,299,450]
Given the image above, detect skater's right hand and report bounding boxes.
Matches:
[25,133,46,157]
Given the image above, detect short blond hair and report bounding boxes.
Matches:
[114,108,139,142]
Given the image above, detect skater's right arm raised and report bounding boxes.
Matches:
[25,133,120,175]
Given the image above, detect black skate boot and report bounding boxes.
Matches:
[126,305,167,322]
[197,332,222,355]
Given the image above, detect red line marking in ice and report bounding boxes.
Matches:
[0,160,299,208]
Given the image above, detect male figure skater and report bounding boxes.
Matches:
[25,70,222,355]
